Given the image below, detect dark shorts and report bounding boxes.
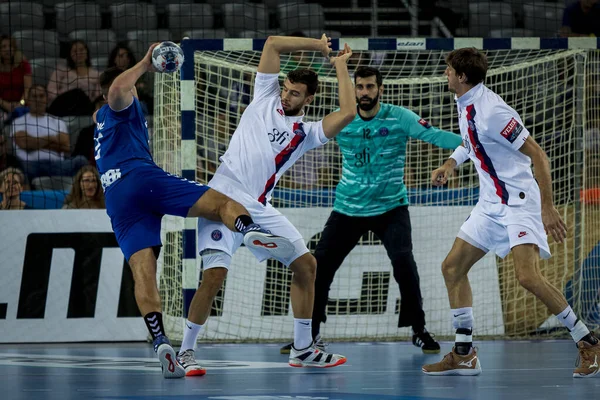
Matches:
[105,165,210,261]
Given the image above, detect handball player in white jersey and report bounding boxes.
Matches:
[176,35,357,374]
[422,47,600,378]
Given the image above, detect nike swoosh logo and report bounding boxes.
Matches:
[563,311,571,319]
[186,324,192,330]
[454,313,466,317]
[299,322,310,326]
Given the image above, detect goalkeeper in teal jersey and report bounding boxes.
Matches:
[280,66,463,354]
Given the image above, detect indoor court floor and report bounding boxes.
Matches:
[0,340,598,400]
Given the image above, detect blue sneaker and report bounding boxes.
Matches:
[242,224,295,260]
[153,336,185,379]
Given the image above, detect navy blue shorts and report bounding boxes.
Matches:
[105,165,210,261]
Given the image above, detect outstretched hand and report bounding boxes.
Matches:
[330,43,352,65]
[143,43,160,72]
[319,34,332,58]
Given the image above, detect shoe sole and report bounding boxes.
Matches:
[243,232,295,260]
[573,369,600,378]
[157,345,186,379]
[185,368,207,377]
[422,360,482,376]
[289,357,347,368]
[422,348,441,354]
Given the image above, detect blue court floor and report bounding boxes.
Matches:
[0,340,598,400]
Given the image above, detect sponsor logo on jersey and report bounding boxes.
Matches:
[500,118,523,143]
[418,118,431,129]
[518,231,527,238]
[276,108,284,116]
[211,230,223,241]
[96,121,105,130]
[379,127,389,136]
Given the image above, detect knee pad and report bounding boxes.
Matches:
[201,249,232,270]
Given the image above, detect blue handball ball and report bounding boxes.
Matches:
[151,41,185,73]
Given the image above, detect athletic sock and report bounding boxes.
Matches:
[556,306,595,344]
[234,215,255,233]
[144,312,165,340]
[180,320,205,354]
[294,318,313,350]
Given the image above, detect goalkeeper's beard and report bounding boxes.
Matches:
[283,104,304,117]
[357,93,379,111]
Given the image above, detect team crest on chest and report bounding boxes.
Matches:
[379,127,389,136]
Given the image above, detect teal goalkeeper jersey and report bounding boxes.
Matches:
[333,103,462,217]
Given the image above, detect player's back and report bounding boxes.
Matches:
[94,97,154,189]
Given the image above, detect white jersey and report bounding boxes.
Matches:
[214,72,328,204]
[456,83,533,206]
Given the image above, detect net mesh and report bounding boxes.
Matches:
[154,48,600,342]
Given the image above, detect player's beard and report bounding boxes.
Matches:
[357,93,379,111]
[283,104,303,116]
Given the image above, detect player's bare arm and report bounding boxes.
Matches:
[518,136,567,243]
[322,43,356,139]
[258,34,332,74]
[107,43,158,111]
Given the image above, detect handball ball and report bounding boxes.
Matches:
[152,41,184,73]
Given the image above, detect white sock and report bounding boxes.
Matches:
[293,318,312,350]
[556,305,578,330]
[179,320,204,354]
[569,320,591,343]
[451,307,474,330]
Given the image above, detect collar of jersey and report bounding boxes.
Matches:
[455,82,484,108]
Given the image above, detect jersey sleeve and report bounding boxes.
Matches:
[58,118,68,134]
[400,107,462,150]
[484,105,530,151]
[10,116,26,136]
[253,72,280,102]
[303,120,328,150]
[107,97,139,121]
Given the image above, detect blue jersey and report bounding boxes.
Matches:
[94,97,154,180]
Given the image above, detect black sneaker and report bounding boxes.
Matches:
[413,329,440,354]
[280,341,293,354]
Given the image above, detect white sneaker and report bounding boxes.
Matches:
[156,343,186,379]
[243,230,295,260]
[177,349,206,377]
[289,344,347,368]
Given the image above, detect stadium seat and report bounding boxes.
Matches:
[90,56,108,70]
[109,3,157,37]
[300,29,343,39]
[31,176,72,192]
[13,30,60,60]
[468,2,514,37]
[166,4,214,39]
[223,3,269,36]
[277,3,325,34]
[523,2,564,37]
[126,30,173,47]
[55,2,102,35]
[182,29,227,40]
[264,0,304,9]
[68,30,117,61]
[30,57,66,87]
[0,2,45,34]
[205,0,245,13]
[489,28,535,38]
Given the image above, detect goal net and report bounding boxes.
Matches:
[153,39,600,342]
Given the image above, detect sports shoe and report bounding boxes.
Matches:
[280,334,327,354]
[242,224,295,260]
[574,334,600,378]
[422,347,481,376]
[289,343,346,368]
[153,336,186,379]
[412,329,441,354]
[177,349,207,377]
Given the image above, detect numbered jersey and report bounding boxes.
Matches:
[214,72,327,204]
[334,103,461,217]
[94,97,154,188]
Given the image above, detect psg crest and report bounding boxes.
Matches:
[211,230,223,241]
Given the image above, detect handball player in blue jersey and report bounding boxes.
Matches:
[94,43,293,379]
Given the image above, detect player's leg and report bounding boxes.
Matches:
[510,244,600,378]
[372,206,439,354]
[421,237,486,376]
[280,211,365,354]
[287,251,347,368]
[128,247,185,379]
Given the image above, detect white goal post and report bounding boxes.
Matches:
[153,37,600,343]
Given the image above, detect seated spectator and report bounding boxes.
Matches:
[71,95,107,166]
[0,35,31,122]
[11,85,88,180]
[62,165,105,209]
[107,43,152,114]
[0,133,24,172]
[47,40,100,116]
[0,167,29,210]
[560,0,600,37]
